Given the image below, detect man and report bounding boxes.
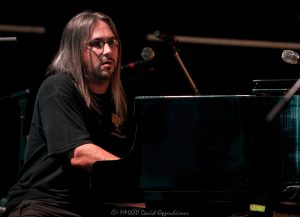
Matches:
[3,11,131,217]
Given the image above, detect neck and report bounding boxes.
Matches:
[89,80,110,94]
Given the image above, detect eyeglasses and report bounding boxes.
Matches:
[86,37,119,50]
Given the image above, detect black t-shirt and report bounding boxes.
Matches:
[4,73,131,214]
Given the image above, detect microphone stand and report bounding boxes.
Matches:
[169,40,200,96]
[13,89,31,169]
[266,78,300,122]
[0,89,31,170]
[17,95,28,169]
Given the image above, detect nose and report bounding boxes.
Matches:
[102,43,113,55]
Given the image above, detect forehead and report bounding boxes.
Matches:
[90,20,114,38]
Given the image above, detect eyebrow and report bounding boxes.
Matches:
[89,36,116,41]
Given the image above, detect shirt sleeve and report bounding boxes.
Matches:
[39,82,92,156]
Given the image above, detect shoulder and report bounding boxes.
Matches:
[43,73,75,89]
[38,73,78,96]
[35,73,83,107]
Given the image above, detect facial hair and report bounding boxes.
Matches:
[88,55,115,83]
[93,62,111,81]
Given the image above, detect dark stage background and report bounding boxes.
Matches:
[0,0,300,197]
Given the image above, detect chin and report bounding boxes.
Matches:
[97,71,111,80]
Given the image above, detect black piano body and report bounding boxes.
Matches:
[91,95,300,214]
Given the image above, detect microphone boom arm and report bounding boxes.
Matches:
[266,78,300,121]
[173,49,200,95]
[170,41,200,95]
[266,49,300,121]
[154,30,200,95]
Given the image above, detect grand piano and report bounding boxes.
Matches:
[91,95,300,215]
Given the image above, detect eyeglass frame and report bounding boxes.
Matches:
[85,37,120,50]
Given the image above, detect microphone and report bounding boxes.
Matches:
[154,30,181,54]
[282,50,300,65]
[9,88,31,99]
[154,30,176,43]
[121,47,155,71]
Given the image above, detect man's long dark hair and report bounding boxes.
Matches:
[48,11,127,120]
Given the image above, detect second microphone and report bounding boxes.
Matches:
[121,47,155,71]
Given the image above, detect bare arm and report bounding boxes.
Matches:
[70,144,146,208]
[69,143,120,172]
